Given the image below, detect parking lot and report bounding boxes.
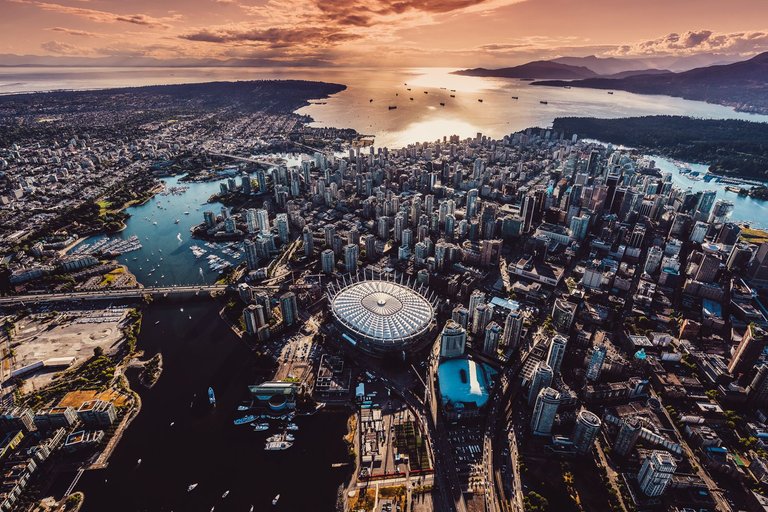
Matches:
[447,424,488,494]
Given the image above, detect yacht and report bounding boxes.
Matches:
[265,441,292,451]
[234,415,257,425]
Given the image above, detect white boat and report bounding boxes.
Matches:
[253,423,269,431]
[237,405,250,411]
[188,483,198,492]
[286,423,299,431]
[265,441,292,451]
[285,433,295,442]
[137,458,142,466]
[234,415,257,425]
[272,494,280,505]
[222,490,229,498]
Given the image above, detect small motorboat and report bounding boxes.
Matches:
[188,483,198,492]
[273,494,280,505]
[222,490,229,498]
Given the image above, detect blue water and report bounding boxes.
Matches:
[653,155,767,229]
[77,175,231,286]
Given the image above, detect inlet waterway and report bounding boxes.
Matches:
[61,172,353,511]
[70,301,352,512]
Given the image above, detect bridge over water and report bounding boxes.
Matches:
[0,285,240,306]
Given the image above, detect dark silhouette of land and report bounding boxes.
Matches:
[552,115,768,181]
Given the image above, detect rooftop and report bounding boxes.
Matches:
[437,357,491,408]
[330,279,434,344]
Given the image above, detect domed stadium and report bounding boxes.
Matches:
[328,277,436,356]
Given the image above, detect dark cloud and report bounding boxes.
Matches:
[312,0,490,16]
[181,26,362,48]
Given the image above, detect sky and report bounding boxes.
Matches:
[1,0,768,67]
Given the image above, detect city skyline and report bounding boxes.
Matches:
[2,0,768,67]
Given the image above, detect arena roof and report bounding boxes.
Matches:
[329,279,434,345]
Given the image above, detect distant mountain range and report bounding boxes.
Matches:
[453,60,599,79]
[452,53,745,80]
[453,59,676,80]
[549,54,740,74]
[533,52,768,115]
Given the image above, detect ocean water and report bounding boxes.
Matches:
[2,66,768,150]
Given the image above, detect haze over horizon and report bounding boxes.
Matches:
[1,0,768,70]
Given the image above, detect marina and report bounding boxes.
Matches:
[70,235,143,257]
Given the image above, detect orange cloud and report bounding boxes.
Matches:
[12,0,182,29]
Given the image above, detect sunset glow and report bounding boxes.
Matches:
[2,0,768,68]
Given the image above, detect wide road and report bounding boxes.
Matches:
[0,284,232,305]
[483,333,545,512]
